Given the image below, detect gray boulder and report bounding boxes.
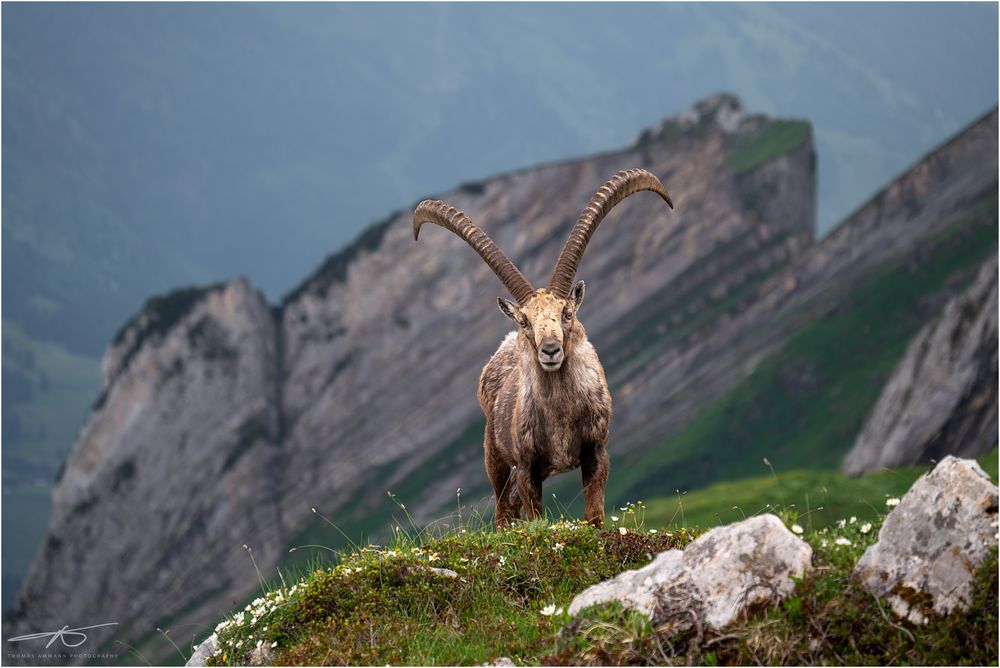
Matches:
[854,456,999,624]
[568,515,812,632]
[185,633,217,667]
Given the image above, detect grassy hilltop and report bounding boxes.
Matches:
[176,451,998,667]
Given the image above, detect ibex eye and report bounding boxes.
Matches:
[563,312,572,321]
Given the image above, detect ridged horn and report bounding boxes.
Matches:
[548,168,673,298]
[413,200,535,304]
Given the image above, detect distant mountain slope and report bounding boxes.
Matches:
[600,107,998,503]
[842,256,997,475]
[3,95,817,664]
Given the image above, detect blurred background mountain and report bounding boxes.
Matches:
[2,0,997,642]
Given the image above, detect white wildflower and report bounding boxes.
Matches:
[849,516,857,524]
[835,537,852,546]
[860,522,872,534]
[498,555,506,566]
[553,542,564,552]
[837,519,846,529]
[885,497,900,507]
[540,604,563,616]
[271,641,278,648]
[619,527,628,535]
[611,516,620,522]
[648,529,658,534]
[791,524,804,535]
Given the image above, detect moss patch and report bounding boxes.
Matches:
[729,121,810,175]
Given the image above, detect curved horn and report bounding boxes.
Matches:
[413,200,535,304]
[548,168,673,298]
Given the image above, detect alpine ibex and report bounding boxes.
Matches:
[413,169,673,528]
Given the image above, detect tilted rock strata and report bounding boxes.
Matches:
[842,256,998,475]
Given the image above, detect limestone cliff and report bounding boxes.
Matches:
[842,256,998,475]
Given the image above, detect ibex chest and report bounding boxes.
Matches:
[494,358,610,473]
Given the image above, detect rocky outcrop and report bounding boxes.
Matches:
[607,106,999,455]
[854,456,999,624]
[4,279,285,663]
[568,515,812,631]
[842,257,998,475]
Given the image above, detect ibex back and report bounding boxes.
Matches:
[413,168,673,528]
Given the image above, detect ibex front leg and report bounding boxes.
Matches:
[486,447,518,529]
[515,463,544,521]
[581,443,609,528]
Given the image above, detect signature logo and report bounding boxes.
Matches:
[8,623,118,648]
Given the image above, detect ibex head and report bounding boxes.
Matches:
[496,284,585,371]
[414,168,673,372]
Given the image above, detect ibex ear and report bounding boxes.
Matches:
[572,280,586,309]
[497,297,520,323]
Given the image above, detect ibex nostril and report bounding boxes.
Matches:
[541,343,561,357]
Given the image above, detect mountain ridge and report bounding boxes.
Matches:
[5,96,998,667]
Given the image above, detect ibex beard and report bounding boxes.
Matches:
[413,168,673,529]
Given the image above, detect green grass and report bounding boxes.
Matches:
[208,517,696,666]
[606,199,998,506]
[641,448,998,533]
[200,497,997,667]
[728,120,811,174]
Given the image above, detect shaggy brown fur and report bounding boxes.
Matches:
[478,285,612,528]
